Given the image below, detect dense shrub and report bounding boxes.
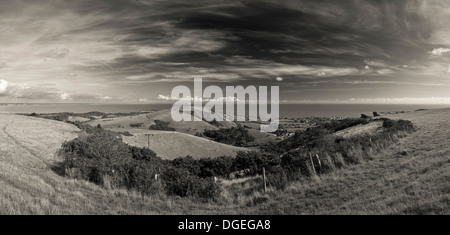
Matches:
[59,115,416,199]
[171,156,202,176]
[262,117,381,154]
[203,125,255,146]
[161,168,220,199]
[68,121,104,134]
[382,119,415,132]
[129,146,158,161]
[127,161,164,195]
[120,131,133,136]
[149,120,175,131]
[130,123,144,128]
[60,128,222,200]
[260,125,329,154]
[171,156,234,179]
[59,130,133,188]
[198,156,234,178]
[233,151,281,176]
[265,166,290,190]
[258,118,416,187]
[320,118,370,132]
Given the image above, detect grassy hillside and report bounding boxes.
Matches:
[121,129,249,160]
[81,109,249,159]
[2,108,450,214]
[86,109,235,134]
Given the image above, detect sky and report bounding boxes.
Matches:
[1,0,450,103]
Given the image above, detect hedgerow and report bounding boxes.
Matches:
[59,117,415,198]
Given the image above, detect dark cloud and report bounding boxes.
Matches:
[83,0,434,90]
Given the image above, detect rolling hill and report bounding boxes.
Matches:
[120,129,249,160]
[2,107,450,214]
[84,108,250,159]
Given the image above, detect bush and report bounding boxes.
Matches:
[59,127,223,200]
[262,117,377,154]
[129,146,158,162]
[172,156,202,176]
[266,167,289,190]
[149,120,175,131]
[59,130,133,188]
[260,118,416,185]
[171,155,234,179]
[130,123,144,128]
[127,161,164,195]
[233,151,281,176]
[198,156,234,178]
[161,168,220,199]
[320,118,370,132]
[120,131,133,136]
[59,115,415,198]
[382,119,415,132]
[203,126,255,146]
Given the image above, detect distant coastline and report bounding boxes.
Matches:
[1,102,449,118]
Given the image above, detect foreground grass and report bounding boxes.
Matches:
[2,109,450,214]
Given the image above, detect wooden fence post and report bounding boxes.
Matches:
[262,167,267,193]
[315,154,322,170]
[309,153,316,175]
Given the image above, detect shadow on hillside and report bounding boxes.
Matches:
[50,162,66,177]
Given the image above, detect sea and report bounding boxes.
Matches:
[1,103,449,118]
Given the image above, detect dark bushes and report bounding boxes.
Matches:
[129,146,158,161]
[127,161,163,195]
[149,120,175,131]
[59,116,415,198]
[130,123,144,128]
[59,129,222,200]
[261,117,402,154]
[232,151,281,176]
[120,131,133,136]
[257,118,416,189]
[203,125,255,146]
[171,156,234,179]
[161,168,220,199]
[320,118,370,132]
[382,119,415,132]
[60,130,133,189]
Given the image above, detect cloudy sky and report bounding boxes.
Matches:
[1,0,450,103]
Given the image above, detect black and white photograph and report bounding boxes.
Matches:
[1,0,450,222]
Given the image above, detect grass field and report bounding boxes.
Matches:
[83,109,250,159]
[1,108,450,214]
[121,129,249,159]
